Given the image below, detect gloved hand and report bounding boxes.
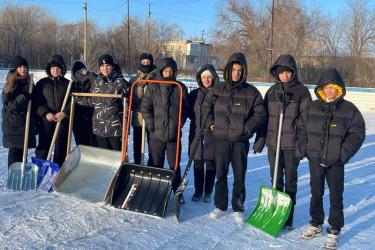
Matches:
[74,68,90,82]
[147,123,154,132]
[253,137,265,154]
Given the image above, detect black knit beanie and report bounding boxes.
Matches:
[98,54,114,67]
[12,55,29,70]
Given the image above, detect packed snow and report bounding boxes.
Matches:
[1,72,375,249]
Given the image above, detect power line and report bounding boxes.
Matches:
[133,0,203,5]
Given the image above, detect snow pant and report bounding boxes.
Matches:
[133,126,150,164]
[35,119,69,167]
[73,107,96,147]
[309,162,344,230]
[7,148,23,168]
[96,136,121,151]
[148,139,182,192]
[214,139,249,212]
[268,148,300,226]
[193,160,216,195]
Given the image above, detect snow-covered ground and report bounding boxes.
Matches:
[1,75,375,249]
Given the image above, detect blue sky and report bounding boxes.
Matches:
[4,0,375,41]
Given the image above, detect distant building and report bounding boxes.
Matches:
[162,40,219,71]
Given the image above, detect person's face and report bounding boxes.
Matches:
[323,84,339,101]
[162,67,173,78]
[231,63,242,82]
[278,71,293,83]
[201,75,213,88]
[50,67,62,78]
[141,59,151,66]
[100,64,113,76]
[16,66,28,76]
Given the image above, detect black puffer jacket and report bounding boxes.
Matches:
[254,54,311,152]
[296,68,366,166]
[34,55,70,120]
[188,64,219,160]
[87,64,130,137]
[205,53,266,142]
[141,57,189,142]
[2,71,36,148]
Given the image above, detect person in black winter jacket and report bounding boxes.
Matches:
[71,60,97,147]
[298,68,365,247]
[129,53,157,164]
[34,55,70,167]
[2,55,36,168]
[78,54,130,151]
[188,64,219,203]
[253,54,312,229]
[205,53,266,221]
[141,57,189,204]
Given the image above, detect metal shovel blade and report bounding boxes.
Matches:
[110,163,173,218]
[7,162,38,191]
[246,185,292,237]
[53,145,122,203]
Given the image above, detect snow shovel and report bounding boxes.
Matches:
[7,74,38,191]
[31,80,73,192]
[246,90,292,237]
[104,80,184,218]
[174,94,217,222]
[52,92,124,203]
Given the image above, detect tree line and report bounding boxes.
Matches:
[0,0,374,87]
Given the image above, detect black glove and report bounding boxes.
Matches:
[147,123,154,132]
[253,137,265,154]
[74,68,90,82]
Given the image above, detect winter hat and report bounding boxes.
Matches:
[201,69,213,78]
[138,53,155,73]
[12,55,29,70]
[72,61,88,82]
[98,54,114,67]
[276,65,293,75]
[139,53,154,66]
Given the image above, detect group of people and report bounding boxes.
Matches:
[2,51,366,249]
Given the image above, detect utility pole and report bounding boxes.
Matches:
[269,0,275,72]
[148,3,151,51]
[127,0,131,75]
[83,1,88,62]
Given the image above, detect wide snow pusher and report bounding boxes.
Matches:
[104,80,185,218]
[53,92,125,203]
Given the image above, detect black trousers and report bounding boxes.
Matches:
[148,139,182,192]
[133,126,150,164]
[268,148,300,225]
[96,136,121,151]
[73,106,95,147]
[7,148,23,168]
[214,139,249,212]
[35,120,69,167]
[309,162,344,230]
[193,160,216,195]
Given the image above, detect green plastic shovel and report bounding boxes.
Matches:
[246,90,292,237]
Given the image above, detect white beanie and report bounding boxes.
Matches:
[201,69,213,78]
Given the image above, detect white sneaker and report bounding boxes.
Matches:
[324,229,340,249]
[232,212,244,224]
[209,208,227,219]
[300,223,323,239]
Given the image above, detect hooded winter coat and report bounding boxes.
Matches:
[254,54,311,152]
[34,55,70,120]
[188,64,219,160]
[141,57,189,142]
[296,68,366,166]
[87,64,130,137]
[205,53,266,142]
[2,71,36,149]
